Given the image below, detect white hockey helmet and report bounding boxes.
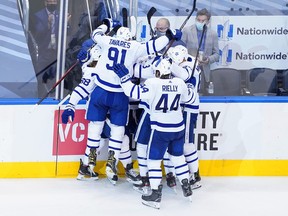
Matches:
[90,44,101,61]
[167,45,188,65]
[116,27,132,40]
[152,58,171,76]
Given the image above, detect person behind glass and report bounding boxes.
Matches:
[30,0,59,97]
[182,8,219,94]
[154,18,186,53]
[30,0,59,96]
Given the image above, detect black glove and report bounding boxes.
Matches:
[102,18,122,33]
[166,29,182,41]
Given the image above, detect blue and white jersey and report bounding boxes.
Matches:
[121,77,195,132]
[171,55,201,114]
[68,64,97,106]
[133,57,155,113]
[91,24,170,92]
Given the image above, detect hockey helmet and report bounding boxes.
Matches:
[152,58,171,76]
[90,44,101,61]
[116,27,132,40]
[167,45,188,65]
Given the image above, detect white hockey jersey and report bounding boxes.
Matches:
[91,24,170,92]
[170,55,201,114]
[68,64,97,106]
[121,76,195,132]
[133,57,156,112]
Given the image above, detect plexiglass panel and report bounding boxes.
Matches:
[1,0,287,98]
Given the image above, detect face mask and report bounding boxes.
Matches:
[47,4,57,13]
[155,30,166,38]
[195,21,205,31]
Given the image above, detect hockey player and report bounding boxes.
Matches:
[129,55,156,194]
[131,54,181,193]
[62,41,101,181]
[86,18,182,184]
[98,117,142,185]
[113,58,194,209]
[166,45,202,189]
[61,41,141,184]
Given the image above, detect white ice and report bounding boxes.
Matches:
[0,176,287,216]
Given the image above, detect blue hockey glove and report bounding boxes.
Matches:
[61,103,75,124]
[102,18,122,33]
[81,39,94,50]
[113,63,131,83]
[166,28,182,41]
[77,48,91,65]
[151,55,161,65]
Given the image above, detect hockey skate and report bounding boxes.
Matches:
[125,162,142,185]
[88,148,97,170]
[76,159,99,181]
[181,178,192,202]
[133,176,151,195]
[141,184,162,209]
[190,169,202,190]
[166,172,177,193]
[106,150,118,185]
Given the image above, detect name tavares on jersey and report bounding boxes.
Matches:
[162,85,178,92]
[109,39,131,49]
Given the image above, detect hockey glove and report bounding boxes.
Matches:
[166,29,182,41]
[113,63,131,83]
[102,18,122,33]
[151,55,161,65]
[77,48,91,66]
[61,103,75,124]
[81,39,94,50]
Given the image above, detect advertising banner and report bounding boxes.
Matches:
[214,16,288,70]
[53,109,89,156]
[140,15,288,70]
[51,103,288,160]
[1,101,288,176]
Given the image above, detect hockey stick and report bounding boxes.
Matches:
[35,60,79,106]
[179,0,197,30]
[103,0,112,19]
[122,7,128,27]
[19,44,82,90]
[18,59,57,90]
[147,7,157,39]
[130,15,137,39]
[107,24,121,36]
[35,23,121,107]
[85,0,93,33]
[35,25,120,106]
[162,0,197,57]
[191,24,207,77]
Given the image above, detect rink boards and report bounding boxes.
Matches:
[0,97,288,177]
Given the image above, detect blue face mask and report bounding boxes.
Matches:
[196,21,205,31]
[155,30,166,38]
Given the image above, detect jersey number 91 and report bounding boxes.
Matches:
[106,47,127,70]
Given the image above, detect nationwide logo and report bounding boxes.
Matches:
[217,19,233,66]
[217,20,233,41]
[219,44,233,66]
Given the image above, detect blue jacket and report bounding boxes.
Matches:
[32,7,59,54]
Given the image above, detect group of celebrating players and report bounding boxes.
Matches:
[61,17,202,209]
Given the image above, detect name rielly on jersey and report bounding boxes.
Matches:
[162,85,178,92]
[109,38,131,48]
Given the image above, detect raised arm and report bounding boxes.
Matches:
[112,63,152,100]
